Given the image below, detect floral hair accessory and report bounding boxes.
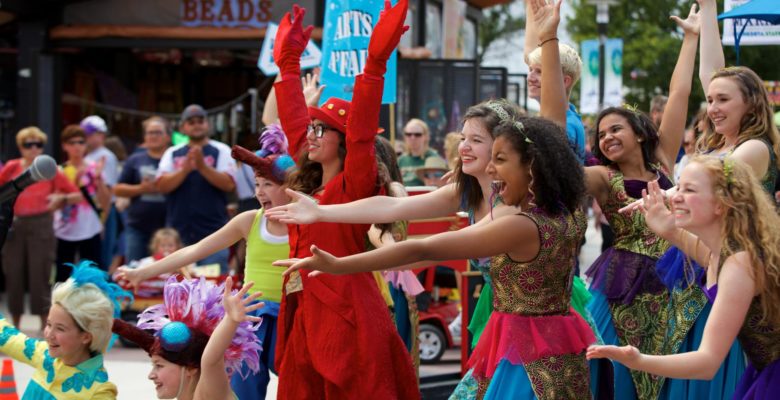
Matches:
[132,276,261,379]
[622,103,641,114]
[256,124,288,158]
[722,157,735,186]
[484,100,533,144]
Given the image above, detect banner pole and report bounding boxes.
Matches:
[389,102,396,147]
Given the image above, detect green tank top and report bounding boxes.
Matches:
[245,210,289,303]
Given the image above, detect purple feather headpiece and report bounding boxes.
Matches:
[257,123,288,158]
[135,276,262,379]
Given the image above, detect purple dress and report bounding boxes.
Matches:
[702,284,780,399]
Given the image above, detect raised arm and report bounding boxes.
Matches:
[278,213,538,275]
[197,277,263,400]
[266,183,462,225]
[532,0,567,127]
[273,6,315,159]
[587,252,753,379]
[523,0,540,65]
[116,211,255,288]
[657,4,700,170]
[698,0,725,94]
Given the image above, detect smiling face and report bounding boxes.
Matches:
[144,121,169,152]
[671,162,722,232]
[597,113,643,163]
[527,63,542,101]
[306,119,343,163]
[486,136,531,206]
[181,116,209,141]
[403,120,428,155]
[44,303,92,364]
[148,355,186,399]
[256,176,289,210]
[706,77,750,138]
[458,118,494,178]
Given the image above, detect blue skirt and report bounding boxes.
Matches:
[230,301,280,400]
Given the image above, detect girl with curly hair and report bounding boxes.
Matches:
[0,261,131,399]
[588,156,780,399]
[116,125,294,400]
[277,116,596,399]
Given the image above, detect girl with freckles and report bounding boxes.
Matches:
[588,156,780,399]
[277,117,595,399]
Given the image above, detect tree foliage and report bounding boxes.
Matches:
[478,4,525,60]
[567,0,780,118]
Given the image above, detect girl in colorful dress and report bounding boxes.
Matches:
[113,276,263,400]
[269,3,418,398]
[0,261,131,399]
[278,116,596,399]
[588,156,780,400]
[116,125,294,400]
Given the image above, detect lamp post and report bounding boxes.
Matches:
[587,0,617,111]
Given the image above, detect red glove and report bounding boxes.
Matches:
[363,0,410,77]
[274,5,314,80]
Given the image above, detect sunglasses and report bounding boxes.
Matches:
[423,171,445,180]
[404,132,424,138]
[22,141,44,149]
[66,139,86,146]
[307,124,337,138]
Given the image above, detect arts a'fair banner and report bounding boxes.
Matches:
[722,0,780,46]
[320,0,398,104]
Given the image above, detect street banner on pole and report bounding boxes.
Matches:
[257,22,322,76]
[722,0,780,46]
[580,39,599,114]
[604,38,623,108]
[320,0,398,104]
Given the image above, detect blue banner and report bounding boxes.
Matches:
[320,0,398,104]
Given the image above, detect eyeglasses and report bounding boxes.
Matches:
[423,171,445,180]
[145,130,166,136]
[66,139,86,146]
[307,124,337,138]
[22,141,44,149]
[404,132,424,138]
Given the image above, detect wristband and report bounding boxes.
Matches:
[538,37,559,47]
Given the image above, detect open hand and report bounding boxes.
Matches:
[222,277,264,324]
[265,189,320,224]
[586,344,641,367]
[275,245,342,277]
[641,180,676,239]
[670,3,701,36]
[530,0,562,44]
[115,266,144,292]
[302,70,325,107]
[274,5,314,75]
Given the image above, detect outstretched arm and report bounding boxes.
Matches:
[698,0,724,94]
[523,0,540,65]
[197,277,264,400]
[532,0,567,127]
[116,211,255,288]
[277,213,538,275]
[266,183,462,225]
[657,4,700,171]
[587,252,753,379]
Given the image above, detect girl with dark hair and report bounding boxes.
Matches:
[269,4,419,398]
[277,116,595,399]
[113,276,263,400]
[117,126,294,400]
[532,1,698,398]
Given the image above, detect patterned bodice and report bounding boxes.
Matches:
[711,139,778,195]
[490,208,587,315]
[738,297,780,370]
[601,167,671,258]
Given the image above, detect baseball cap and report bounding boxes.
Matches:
[181,104,207,122]
[80,115,108,135]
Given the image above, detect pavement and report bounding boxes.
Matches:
[1,217,604,399]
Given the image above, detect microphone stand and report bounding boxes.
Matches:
[0,195,17,251]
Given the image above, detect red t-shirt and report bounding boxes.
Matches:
[0,158,79,216]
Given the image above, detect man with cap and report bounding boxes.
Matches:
[81,115,121,268]
[156,104,236,272]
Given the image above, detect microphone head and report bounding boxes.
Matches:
[30,155,58,181]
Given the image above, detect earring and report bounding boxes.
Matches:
[637,138,643,143]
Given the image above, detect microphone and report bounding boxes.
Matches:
[0,155,58,203]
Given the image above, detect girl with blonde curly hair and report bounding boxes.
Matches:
[588,155,780,399]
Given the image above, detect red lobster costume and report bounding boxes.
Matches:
[272,3,419,399]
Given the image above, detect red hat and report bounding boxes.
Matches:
[308,97,384,135]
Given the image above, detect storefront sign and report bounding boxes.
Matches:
[320,0,398,104]
[722,0,780,46]
[181,0,273,28]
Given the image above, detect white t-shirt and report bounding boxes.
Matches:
[85,146,119,187]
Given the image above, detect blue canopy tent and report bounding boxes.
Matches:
[717,0,780,65]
